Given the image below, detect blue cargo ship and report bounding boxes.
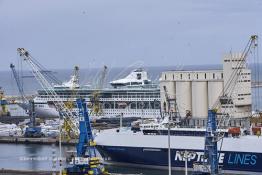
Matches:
[95,120,262,175]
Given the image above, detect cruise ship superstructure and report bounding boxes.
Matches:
[33,68,160,119]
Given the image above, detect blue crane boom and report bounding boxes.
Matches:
[76,98,96,158]
[204,110,218,175]
[64,98,108,175]
[10,63,27,103]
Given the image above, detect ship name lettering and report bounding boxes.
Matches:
[175,151,224,163]
[228,153,257,165]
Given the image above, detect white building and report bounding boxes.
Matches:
[160,53,252,119]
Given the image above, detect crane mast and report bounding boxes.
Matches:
[163,85,181,120]
[10,63,28,103]
[91,65,108,116]
[17,48,79,135]
[217,35,258,134]
[193,35,259,175]
[17,48,108,175]
[66,98,107,175]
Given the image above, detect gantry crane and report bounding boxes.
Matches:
[10,63,27,103]
[66,98,108,175]
[91,65,108,116]
[193,35,258,175]
[18,48,79,135]
[17,48,108,175]
[63,65,80,139]
[0,87,10,116]
[162,85,181,121]
[10,63,44,137]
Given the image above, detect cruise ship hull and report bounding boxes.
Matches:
[17,102,59,118]
[95,129,262,174]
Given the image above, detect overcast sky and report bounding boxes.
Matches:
[0,0,261,71]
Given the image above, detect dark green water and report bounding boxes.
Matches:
[0,143,183,175]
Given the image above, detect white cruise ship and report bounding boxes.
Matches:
[32,68,160,119]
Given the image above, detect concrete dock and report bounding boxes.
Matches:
[0,169,58,175]
[0,136,77,145]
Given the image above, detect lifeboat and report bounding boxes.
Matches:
[252,127,261,136]
[228,127,241,137]
[118,102,127,108]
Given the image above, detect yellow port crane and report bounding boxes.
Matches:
[91,65,108,116]
[0,87,10,116]
[64,65,80,139]
[64,65,80,109]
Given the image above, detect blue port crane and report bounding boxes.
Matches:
[17,48,109,175]
[192,110,219,175]
[24,99,43,138]
[65,98,108,175]
[193,35,259,175]
[10,63,27,103]
[10,63,43,137]
[204,109,219,175]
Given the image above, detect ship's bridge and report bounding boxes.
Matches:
[110,68,152,88]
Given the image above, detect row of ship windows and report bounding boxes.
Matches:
[237,80,251,82]
[222,106,234,108]
[103,112,157,115]
[104,109,159,111]
[38,96,160,100]
[111,96,160,98]
[232,67,245,69]
[237,73,251,75]
[38,92,159,96]
[37,104,45,108]
[238,93,251,96]
[224,59,244,62]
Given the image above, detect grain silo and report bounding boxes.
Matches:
[159,51,252,120]
[208,81,224,109]
[192,81,208,118]
[160,72,176,112]
[176,81,192,117]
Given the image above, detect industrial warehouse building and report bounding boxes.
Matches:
[160,53,252,121]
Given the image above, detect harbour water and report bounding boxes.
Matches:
[0,143,184,175]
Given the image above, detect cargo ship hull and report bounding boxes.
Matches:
[97,146,261,174]
[95,129,262,174]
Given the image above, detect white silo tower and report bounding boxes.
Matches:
[192,81,208,118]
[176,81,192,117]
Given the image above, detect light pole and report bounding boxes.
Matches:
[59,114,62,175]
[168,122,171,175]
[120,113,123,131]
[178,150,196,175]
[185,151,188,175]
